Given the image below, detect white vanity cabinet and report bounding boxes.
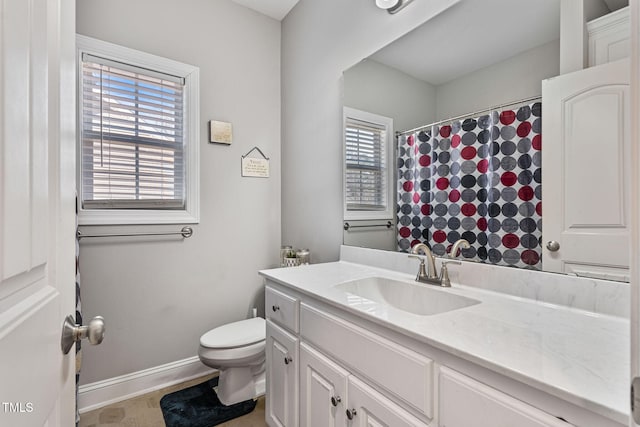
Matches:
[264,282,621,427]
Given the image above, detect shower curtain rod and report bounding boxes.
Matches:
[395,95,542,137]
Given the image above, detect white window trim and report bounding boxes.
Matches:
[76,35,200,225]
[343,107,394,221]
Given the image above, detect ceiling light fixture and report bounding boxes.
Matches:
[375,0,413,14]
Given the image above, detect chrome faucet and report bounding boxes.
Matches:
[408,243,460,287]
[450,239,470,260]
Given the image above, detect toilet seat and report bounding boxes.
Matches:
[200,317,265,349]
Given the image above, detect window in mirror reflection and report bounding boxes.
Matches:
[343,107,394,221]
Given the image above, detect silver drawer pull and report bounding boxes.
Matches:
[346,408,357,420]
[284,356,293,365]
[331,395,341,407]
[272,305,280,312]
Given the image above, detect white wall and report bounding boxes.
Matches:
[344,59,437,133]
[435,40,560,119]
[281,0,461,263]
[76,0,281,385]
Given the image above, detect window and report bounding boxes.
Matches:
[343,107,393,220]
[76,35,199,225]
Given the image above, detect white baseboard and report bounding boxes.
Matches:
[78,356,216,414]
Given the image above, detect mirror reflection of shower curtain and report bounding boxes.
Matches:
[397,102,542,270]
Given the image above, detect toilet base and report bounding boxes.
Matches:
[216,366,265,406]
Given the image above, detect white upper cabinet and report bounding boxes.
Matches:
[588,6,630,66]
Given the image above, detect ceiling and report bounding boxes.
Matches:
[369,0,562,85]
[231,0,300,21]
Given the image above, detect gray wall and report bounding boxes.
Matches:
[344,59,437,133]
[281,0,461,263]
[435,40,561,119]
[77,0,281,384]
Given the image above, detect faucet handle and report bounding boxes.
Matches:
[439,260,461,287]
[408,255,428,281]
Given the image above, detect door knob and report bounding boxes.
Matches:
[346,408,357,420]
[546,240,560,252]
[284,355,293,365]
[61,315,105,355]
[331,395,341,406]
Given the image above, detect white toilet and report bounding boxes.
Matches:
[198,316,266,406]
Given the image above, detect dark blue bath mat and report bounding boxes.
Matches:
[160,376,257,427]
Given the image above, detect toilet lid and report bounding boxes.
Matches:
[200,317,265,349]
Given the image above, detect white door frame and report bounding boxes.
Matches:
[631,1,639,426]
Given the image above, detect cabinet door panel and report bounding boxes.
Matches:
[347,376,427,427]
[300,343,349,427]
[439,367,571,427]
[266,320,299,427]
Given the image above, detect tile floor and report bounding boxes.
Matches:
[79,374,267,427]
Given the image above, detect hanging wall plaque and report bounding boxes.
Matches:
[241,146,270,178]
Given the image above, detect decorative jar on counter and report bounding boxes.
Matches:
[296,249,310,265]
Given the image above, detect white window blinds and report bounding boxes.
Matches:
[80,54,186,209]
[344,117,387,211]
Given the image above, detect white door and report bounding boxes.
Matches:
[542,59,630,281]
[345,376,425,427]
[299,342,349,427]
[0,0,76,426]
[266,320,299,427]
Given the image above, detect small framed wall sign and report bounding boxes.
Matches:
[209,120,232,144]
[241,147,270,178]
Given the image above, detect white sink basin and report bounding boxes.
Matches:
[334,277,480,316]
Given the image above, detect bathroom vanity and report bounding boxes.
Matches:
[260,246,629,427]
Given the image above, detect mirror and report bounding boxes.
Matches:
[342,0,628,277]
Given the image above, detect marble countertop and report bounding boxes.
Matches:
[260,260,629,425]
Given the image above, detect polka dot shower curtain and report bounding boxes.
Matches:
[397,102,542,269]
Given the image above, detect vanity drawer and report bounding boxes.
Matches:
[300,302,434,420]
[266,285,299,333]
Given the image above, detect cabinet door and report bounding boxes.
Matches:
[542,59,630,281]
[266,320,299,427]
[346,376,427,427]
[439,368,571,427]
[300,343,350,427]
